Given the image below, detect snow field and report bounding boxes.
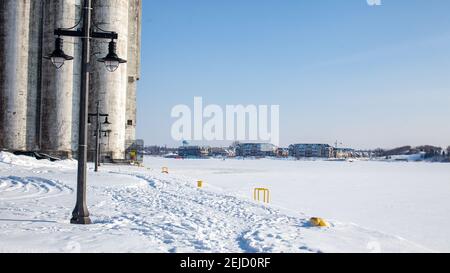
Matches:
[0,152,441,252]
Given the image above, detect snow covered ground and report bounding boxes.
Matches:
[0,152,448,253]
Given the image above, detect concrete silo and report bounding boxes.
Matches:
[40,0,82,158]
[0,0,43,152]
[89,0,129,161]
[0,0,141,160]
[125,0,142,149]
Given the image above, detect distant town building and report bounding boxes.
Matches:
[178,146,210,158]
[209,147,230,157]
[354,150,371,158]
[334,148,355,159]
[235,143,277,157]
[276,148,290,158]
[289,144,334,158]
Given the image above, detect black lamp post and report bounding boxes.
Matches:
[98,119,112,167]
[98,129,112,166]
[89,101,110,172]
[45,0,126,225]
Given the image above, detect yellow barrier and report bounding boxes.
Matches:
[197,180,203,188]
[254,188,270,203]
[309,217,329,227]
[162,167,169,174]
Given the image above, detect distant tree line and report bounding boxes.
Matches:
[377,145,448,161]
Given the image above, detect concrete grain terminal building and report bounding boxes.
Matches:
[0,0,142,161]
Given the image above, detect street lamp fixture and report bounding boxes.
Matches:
[103,116,112,125]
[44,0,127,225]
[44,37,74,69]
[97,40,127,72]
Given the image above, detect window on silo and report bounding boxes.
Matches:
[127,120,133,126]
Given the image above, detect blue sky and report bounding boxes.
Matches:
[136,0,450,149]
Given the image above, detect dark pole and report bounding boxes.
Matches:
[94,101,100,172]
[98,122,102,167]
[48,0,124,225]
[71,0,92,225]
[98,130,102,167]
[90,102,109,171]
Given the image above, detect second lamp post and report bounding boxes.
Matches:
[89,101,111,172]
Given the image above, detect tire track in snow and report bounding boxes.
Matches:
[0,176,73,201]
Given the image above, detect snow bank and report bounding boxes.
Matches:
[0,152,13,164]
[0,152,77,169]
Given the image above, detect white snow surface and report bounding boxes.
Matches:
[0,152,447,253]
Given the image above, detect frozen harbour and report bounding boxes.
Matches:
[0,152,448,253]
[151,157,450,252]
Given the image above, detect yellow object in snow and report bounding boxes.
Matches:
[254,188,270,203]
[197,180,203,188]
[162,167,169,174]
[310,217,329,227]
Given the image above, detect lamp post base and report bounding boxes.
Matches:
[70,216,92,225]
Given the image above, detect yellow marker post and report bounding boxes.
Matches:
[197,180,203,188]
[309,217,329,227]
[253,188,270,203]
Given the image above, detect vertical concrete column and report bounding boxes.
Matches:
[0,0,32,151]
[40,0,81,158]
[27,0,44,151]
[90,0,129,160]
[125,0,142,149]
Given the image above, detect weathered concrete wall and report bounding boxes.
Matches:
[0,0,35,151]
[90,0,129,160]
[27,0,44,151]
[125,0,142,148]
[40,0,82,158]
[0,0,141,160]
